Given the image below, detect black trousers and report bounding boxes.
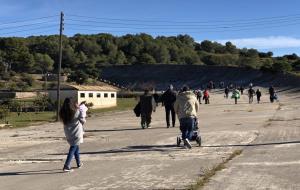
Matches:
[141,112,152,127]
[165,105,176,127]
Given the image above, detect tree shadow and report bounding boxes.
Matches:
[202,140,300,148]
[85,126,166,133]
[0,169,64,176]
[50,144,180,156]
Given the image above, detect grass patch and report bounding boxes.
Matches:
[90,98,137,114]
[1,98,136,128]
[3,111,55,128]
[189,149,243,190]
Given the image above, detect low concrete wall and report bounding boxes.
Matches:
[15,92,37,99]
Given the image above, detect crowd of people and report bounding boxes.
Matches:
[224,84,278,105]
[58,82,279,172]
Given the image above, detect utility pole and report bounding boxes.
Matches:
[56,11,64,121]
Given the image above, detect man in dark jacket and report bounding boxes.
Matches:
[256,89,262,103]
[248,87,255,104]
[161,85,177,128]
[140,89,156,129]
[269,86,275,103]
[224,87,229,98]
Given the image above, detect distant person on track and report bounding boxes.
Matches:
[161,85,177,128]
[203,89,210,104]
[60,97,85,172]
[196,89,203,104]
[269,86,275,103]
[256,89,262,103]
[232,88,240,104]
[224,86,229,98]
[174,85,199,149]
[140,89,156,129]
[248,87,255,104]
[239,86,244,95]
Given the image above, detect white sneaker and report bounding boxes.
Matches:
[63,167,74,172]
[183,139,192,149]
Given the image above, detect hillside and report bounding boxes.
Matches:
[100,65,300,90]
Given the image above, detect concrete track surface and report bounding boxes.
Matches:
[0,88,299,190]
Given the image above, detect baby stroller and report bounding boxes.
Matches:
[176,118,202,147]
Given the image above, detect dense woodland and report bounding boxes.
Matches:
[0,33,300,86]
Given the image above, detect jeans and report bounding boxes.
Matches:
[179,117,195,140]
[64,145,80,169]
[165,105,175,127]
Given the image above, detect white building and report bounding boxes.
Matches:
[48,84,118,109]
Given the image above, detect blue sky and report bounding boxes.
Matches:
[1,0,300,56]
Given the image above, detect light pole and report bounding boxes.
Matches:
[56,11,64,121]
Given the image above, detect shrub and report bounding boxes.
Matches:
[0,106,9,123]
[33,95,52,112]
[1,72,10,81]
[272,60,292,73]
[16,81,29,91]
[21,74,35,86]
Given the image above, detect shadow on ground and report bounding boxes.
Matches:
[50,144,181,156]
[85,126,165,133]
[0,169,64,176]
[202,140,300,148]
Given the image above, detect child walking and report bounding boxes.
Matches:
[59,97,86,172]
[79,101,88,131]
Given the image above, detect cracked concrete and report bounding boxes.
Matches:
[0,88,299,190]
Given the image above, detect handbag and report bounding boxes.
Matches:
[133,102,141,117]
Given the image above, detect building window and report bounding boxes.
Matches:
[80,93,85,98]
[111,93,115,98]
[97,93,101,98]
[89,93,93,98]
[104,93,108,98]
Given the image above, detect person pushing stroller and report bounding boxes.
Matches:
[174,85,200,149]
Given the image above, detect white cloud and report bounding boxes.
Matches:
[217,36,300,50]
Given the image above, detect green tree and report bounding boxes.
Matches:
[292,60,300,71]
[272,59,292,73]
[68,71,89,84]
[260,58,274,72]
[225,42,238,54]
[34,53,54,74]
[200,40,215,53]
[115,51,127,64]
[153,45,170,63]
[138,53,156,64]
[1,38,34,72]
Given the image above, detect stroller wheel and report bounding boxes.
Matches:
[176,137,181,147]
[196,136,202,146]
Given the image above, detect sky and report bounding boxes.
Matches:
[1,0,300,56]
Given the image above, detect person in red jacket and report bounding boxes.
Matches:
[203,89,210,104]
